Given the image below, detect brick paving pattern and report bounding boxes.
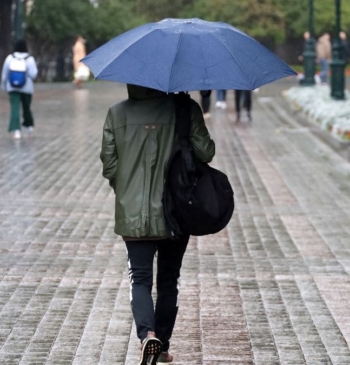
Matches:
[0,80,350,364]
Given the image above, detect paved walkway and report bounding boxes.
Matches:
[1,81,350,365]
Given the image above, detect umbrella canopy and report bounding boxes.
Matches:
[82,18,296,92]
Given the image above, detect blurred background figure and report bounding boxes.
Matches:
[340,31,350,64]
[316,33,332,84]
[297,31,311,82]
[200,90,212,119]
[215,89,227,109]
[234,90,252,122]
[1,39,38,139]
[298,31,311,63]
[72,36,90,88]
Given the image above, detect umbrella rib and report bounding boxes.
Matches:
[211,32,252,88]
[197,35,209,85]
[167,28,184,91]
[93,28,160,78]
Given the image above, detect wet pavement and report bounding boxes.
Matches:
[1,80,350,365]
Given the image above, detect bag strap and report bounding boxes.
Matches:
[174,92,192,139]
[12,54,30,60]
[173,92,196,173]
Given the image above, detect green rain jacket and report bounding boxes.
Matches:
[100,84,215,238]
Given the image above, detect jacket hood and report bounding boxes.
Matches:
[127,84,166,100]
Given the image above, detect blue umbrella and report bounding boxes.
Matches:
[82,18,296,92]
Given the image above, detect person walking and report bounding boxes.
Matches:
[100,84,215,365]
[1,39,38,139]
[316,33,332,84]
[72,35,90,88]
[298,31,311,63]
[200,90,211,119]
[297,31,313,83]
[235,90,252,122]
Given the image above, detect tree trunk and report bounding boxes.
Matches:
[55,44,66,82]
[0,0,13,69]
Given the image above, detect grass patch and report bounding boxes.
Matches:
[289,64,350,75]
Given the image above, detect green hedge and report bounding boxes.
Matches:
[290,64,350,74]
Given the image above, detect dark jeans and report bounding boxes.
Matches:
[200,90,211,113]
[125,237,189,352]
[8,92,34,132]
[235,90,252,113]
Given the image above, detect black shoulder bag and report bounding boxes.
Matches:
[163,93,234,240]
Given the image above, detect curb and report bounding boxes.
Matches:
[269,95,350,162]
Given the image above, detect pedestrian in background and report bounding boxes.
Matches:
[235,90,252,122]
[215,89,227,109]
[100,84,215,365]
[1,39,38,140]
[298,31,311,63]
[200,90,211,119]
[340,31,350,64]
[72,35,90,88]
[316,33,332,84]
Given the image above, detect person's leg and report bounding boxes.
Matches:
[200,91,211,119]
[21,93,34,128]
[243,91,252,121]
[323,60,329,84]
[202,95,210,114]
[243,91,252,111]
[319,59,328,83]
[215,90,223,108]
[75,79,82,88]
[8,92,21,132]
[155,236,189,352]
[125,240,157,342]
[222,90,227,101]
[234,90,241,112]
[235,90,242,121]
[221,89,227,109]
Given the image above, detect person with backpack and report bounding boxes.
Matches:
[1,39,38,139]
[100,84,215,365]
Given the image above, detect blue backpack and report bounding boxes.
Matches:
[9,54,30,88]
